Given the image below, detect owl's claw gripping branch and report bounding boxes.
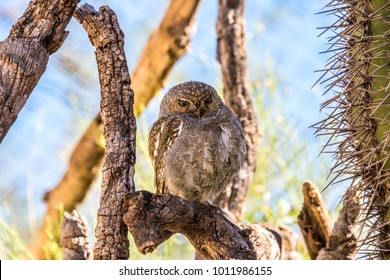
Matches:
[123,190,297,260]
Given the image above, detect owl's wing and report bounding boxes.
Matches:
[148,114,184,194]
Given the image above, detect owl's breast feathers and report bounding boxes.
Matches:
[148,113,184,194]
[148,107,245,200]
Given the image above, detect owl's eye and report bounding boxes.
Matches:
[178,100,188,107]
[204,97,212,105]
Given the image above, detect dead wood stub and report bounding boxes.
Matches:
[298,181,332,259]
[60,210,90,260]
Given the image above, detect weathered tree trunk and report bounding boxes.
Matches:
[30,0,200,259]
[214,0,259,222]
[0,0,79,143]
[74,4,136,260]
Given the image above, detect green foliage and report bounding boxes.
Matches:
[42,204,64,260]
[244,75,330,226]
[0,207,32,260]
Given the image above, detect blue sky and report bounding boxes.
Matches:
[0,0,340,235]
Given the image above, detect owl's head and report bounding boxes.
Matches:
[159,81,224,119]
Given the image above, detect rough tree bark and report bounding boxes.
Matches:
[74,4,136,260]
[214,0,259,222]
[298,182,362,260]
[317,188,362,260]
[60,210,90,260]
[298,181,332,259]
[30,0,200,259]
[124,191,296,260]
[0,0,79,143]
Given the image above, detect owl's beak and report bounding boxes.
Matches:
[196,107,207,119]
[192,111,201,119]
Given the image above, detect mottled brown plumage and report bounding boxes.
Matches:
[148,81,245,201]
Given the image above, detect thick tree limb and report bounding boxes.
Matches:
[60,210,90,260]
[0,0,79,143]
[298,181,332,259]
[214,0,259,222]
[124,191,295,260]
[74,4,136,260]
[317,188,362,260]
[30,0,200,259]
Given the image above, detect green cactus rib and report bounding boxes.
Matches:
[367,0,390,259]
[315,0,389,258]
[369,0,389,169]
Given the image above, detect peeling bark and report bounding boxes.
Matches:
[298,181,332,259]
[124,191,295,260]
[60,210,90,260]
[74,4,136,260]
[214,0,259,222]
[0,0,79,143]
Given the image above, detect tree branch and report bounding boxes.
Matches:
[0,0,79,143]
[298,181,332,259]
[317,188,362,260]
[124,191,295,260]
[30,0,200,259]
[74,3,136,260]
[214,0,259,222]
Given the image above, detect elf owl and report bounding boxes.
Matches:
[148,81,245,201]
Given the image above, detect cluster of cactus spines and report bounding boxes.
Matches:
[314,0,389,259]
